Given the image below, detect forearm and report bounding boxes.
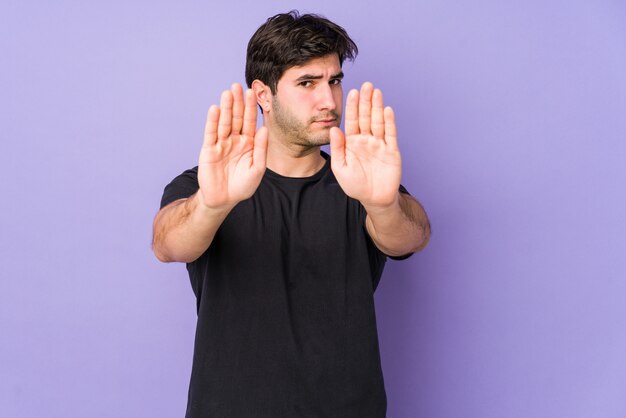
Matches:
[364,193,430,257]
[152,192,235,263]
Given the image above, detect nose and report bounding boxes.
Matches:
[316,83,337,111]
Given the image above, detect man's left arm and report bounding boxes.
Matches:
[330,81,430,257]
[363,193,430,257]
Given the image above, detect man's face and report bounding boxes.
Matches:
[269,54,344,147]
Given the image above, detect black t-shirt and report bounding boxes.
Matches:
[160,153,408,418]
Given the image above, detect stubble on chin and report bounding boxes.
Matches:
[272,98,340,147]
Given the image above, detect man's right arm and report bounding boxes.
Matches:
[152,83,267,263]
[152,193,236,263]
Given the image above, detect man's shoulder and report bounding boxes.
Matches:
[179,166,199,177]
[160,166,199,209]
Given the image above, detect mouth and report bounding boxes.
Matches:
[312,118,338,127]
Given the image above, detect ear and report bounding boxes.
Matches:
[251,80,272,114]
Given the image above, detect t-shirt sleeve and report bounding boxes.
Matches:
[160,167,200,209]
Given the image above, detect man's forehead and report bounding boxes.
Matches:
[283,54,342,78]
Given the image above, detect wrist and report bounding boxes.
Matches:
[192,192,237,218]
[362,193,401,217]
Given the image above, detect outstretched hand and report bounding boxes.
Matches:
[198,83,268,209]
[330,82,402,209]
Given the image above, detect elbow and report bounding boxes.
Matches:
[152,240,200,264]
[153,249,172,263]
[412,236,429,253]
[412,220,431,253]
[152,241,175,263]
[151,232,184,263]
[390,224,430,256]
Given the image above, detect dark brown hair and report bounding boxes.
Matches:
[245,11,358,93]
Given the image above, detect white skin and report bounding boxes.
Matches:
[152,54,429,262]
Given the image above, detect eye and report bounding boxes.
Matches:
[299,80,313,87]
[330,79,342,86]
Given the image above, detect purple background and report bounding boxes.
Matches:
[2,1,625,417]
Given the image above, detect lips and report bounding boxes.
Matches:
[312,118,337,125]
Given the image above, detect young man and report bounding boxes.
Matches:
[153,11,430,418]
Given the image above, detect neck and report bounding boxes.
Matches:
[265,138,326,177]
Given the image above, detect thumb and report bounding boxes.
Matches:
[329,127,346,169]
[252,126,268,169]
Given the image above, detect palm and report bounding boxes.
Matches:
[198,84,268,209]
[330,82,402,208]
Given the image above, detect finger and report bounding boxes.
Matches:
[358,82,373,136]
[344,89,359,136]
[371,88,385,140]
[384,106,398,151]
[329,127,346,169]
[252,126,268,170]
[203,105,220,147]
[242,89,258,138]
[231,83,244,135]
[217,90,233,140]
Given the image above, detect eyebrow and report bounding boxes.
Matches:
[294,71,344,82]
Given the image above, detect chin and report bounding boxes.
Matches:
[308,128,334,145]
[306,136,331,146]
[294,130,331,147]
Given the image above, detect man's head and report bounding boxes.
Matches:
[246,11,358,148]
[245,11,358,94]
